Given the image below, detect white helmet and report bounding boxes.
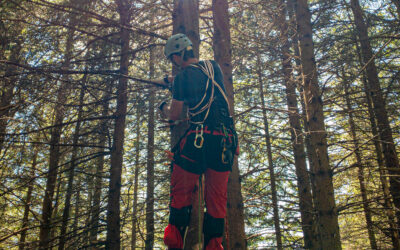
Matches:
[164,33,193,58]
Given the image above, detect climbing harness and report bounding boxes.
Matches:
[188,61,237,165]
[194,124,204,149]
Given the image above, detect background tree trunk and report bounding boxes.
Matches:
[212,0,247,249]
[19,150,37,250]
[0,37,22,154]
[89,47,112,248]
[59,80,85,250]
[294,0,342,248]
[343,73,377,249]
[145,48,155,250]
[131,98,142,250]
[350,0,400,234]
[278,1,316,248]
[172,1,202,249]
[106,0,131,248]
[256,54,282,249]
[353,39,400,248]
[39,12,75,248]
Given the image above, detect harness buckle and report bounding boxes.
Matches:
[194,124,204,149]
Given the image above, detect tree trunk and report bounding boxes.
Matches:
[131,98,142,250]
[39,14,75,249]
[145,48,155,250]
[172,1,202,249]
[350,0,400,233]
[343,73,377,249]
[365,83,400,248]
[72,177,81,242]
[256,54,283,249]
[353,37,400,247]
[278,1,316,248]
[293,0,342,248]
[212,0,247,249]
[59,81,85,250]
[0,36,22,154]
[19,150,37,250]
[90,67,111,248]
[106,0,130,248]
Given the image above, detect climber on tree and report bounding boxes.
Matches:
[159,33,238,250]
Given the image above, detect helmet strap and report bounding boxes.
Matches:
[180,49,186,64]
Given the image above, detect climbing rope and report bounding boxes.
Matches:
[188,60,230,125]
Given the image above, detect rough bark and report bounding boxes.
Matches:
[278,1,316,248]
[145,48,155,250]
[294,0,342,248]
[212,0,247,249]
[172,1,202,249]
[343,74,377,249]
[350,0,400,233]
[256,54,282,249]
[106,0,131,248]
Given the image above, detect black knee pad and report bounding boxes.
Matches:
[203,212,224,246]
[169,206,192,236]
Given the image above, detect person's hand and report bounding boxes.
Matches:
[158,100,170,119]
[164,150,174,161]
[158,100,168,112]
[163,75,174,91]
[166,75,174,84]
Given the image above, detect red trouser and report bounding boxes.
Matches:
[164,125,237,249]
[164,164,229,250]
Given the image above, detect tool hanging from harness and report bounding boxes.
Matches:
[187,61,237,165]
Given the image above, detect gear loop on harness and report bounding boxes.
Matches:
[194,124,204,149]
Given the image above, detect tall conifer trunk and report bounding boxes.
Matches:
[19,150,37,250]
[343,74,377,249]
[59,80,85,250]
[106,0,131,248]
[131,98,142,249]
[352,36,400,247]
[145,47,155,250]
[39,10,75,248]
[212,0,247,249]
[172,1,202,248]
[256,54,283,249]
[0,37,21,154]
[293,0,341,248]
[278,1,316,248]
[90,46,111,247]
[350,0,400,233]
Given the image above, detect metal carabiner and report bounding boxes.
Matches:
[194,124,204,149]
